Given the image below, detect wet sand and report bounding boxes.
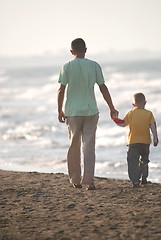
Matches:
[0,170,161,240]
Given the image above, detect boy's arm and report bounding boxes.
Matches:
[99,84,118,118]
[112,117,126,127]
[150,122,159,146]
[57,84,66,123]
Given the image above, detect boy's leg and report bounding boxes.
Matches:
[139,144,150,181]
[81,114,99,185]
[127,144,140,184]
[66,116,83,184]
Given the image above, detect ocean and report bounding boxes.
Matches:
[0,57,161,182]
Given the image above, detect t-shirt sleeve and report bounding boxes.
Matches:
[123,112,130,126]
[149,112,155,123]
[58,64,68,85]
[95,63,105,85]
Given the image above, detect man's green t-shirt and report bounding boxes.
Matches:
[58,58,105,116]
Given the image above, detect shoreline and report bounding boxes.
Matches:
[1,170,161,240]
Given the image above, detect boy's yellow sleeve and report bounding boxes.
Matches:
[123,112,130,126]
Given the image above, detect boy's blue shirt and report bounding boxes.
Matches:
[58,58,105,116]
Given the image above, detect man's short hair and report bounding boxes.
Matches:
[134,92,146,103]
[71,38,86,53]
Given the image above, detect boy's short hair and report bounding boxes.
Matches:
[71,38,86,53]
[134,92,146,103]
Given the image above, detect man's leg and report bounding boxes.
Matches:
[81,115,99,185]
[66,116,83,184]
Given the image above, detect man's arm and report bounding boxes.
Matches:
[57,84,66,123]
[150,122,159,146]
[99,84,118,118]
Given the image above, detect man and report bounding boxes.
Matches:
[58,38,118,190]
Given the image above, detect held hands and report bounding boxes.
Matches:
[58,111,66,123]
[110,109,119,119]
[111,110,125,125]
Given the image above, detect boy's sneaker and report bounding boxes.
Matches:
[141,179,152,185]
[133,182,140,188]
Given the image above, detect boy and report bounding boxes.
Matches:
[113,93,158,187]
[57,38,118,190]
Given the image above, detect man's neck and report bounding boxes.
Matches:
[75,52,85,58]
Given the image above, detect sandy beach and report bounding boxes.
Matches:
[0,170,161,240]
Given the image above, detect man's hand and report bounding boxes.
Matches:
[58,110,66,123]
[57,84,66,123]
[110,109,119,119]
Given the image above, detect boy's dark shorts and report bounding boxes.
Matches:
[127,143,150,163]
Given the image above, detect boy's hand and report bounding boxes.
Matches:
[58,111,66,123]
[112,117,125,124]
[154,137,159,147]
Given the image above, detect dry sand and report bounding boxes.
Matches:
[0,170,161,240]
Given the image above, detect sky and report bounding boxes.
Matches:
[0,0,161,56]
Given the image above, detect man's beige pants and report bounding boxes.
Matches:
[66,114,99,185]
